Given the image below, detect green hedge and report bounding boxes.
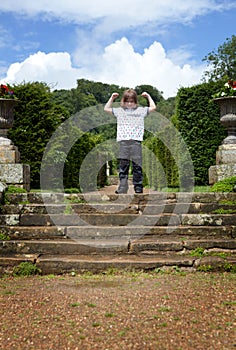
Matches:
[143,128,178,189]
[143,81,227,188]
[174,81,226,185]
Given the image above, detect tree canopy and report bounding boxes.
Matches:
[202,34,236,81]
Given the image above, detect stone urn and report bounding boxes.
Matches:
[0,98,30,190]
[209,96,236,184]
[0,98,19,145]
[213,96,236,144]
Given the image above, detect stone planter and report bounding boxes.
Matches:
[213,96,236,144]
[0,98,18,128]
[0,98,19,145]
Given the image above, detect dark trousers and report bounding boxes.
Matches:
[118,140,143,192]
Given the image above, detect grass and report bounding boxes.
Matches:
[0,232,10,240]
[197,265,214,272]
[146,186,211,192]
[189,247,232,260]
[219,200,236,205]
[28,185,213,193]
[70,302,80,307]
[213,208,236,214]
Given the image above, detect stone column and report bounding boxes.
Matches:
[209,97,236,184]
[0,99,30,190]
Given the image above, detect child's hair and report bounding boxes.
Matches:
[120,89,138,107]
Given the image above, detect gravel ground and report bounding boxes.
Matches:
[0,271,235,350]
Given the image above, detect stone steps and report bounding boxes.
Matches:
[0,191,235,274]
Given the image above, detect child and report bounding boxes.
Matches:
[104,89,156,194]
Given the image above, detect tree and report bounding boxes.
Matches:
[135,84,163,104]
[202,35,236,81]
[8,82,69,188]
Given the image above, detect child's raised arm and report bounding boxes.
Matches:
[104,92,119,114]
[141,92,156,113]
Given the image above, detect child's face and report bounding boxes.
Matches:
[124,98,136,109]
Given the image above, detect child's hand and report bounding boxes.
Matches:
[141,92,149,98]
[112,92,119,99]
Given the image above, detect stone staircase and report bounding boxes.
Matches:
[0,191,236,275]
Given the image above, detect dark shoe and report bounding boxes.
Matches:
[115,189,128,194]
[115,185,128,194]
[134,187,143,194]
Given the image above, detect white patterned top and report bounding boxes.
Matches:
[112,107,149,141]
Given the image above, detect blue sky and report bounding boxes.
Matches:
[0,0,235,98]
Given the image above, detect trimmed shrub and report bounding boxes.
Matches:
[210,176,236,192]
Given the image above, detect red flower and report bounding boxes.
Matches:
[0,84,16,98]
[228,80,236,90]
[1,84,9,93]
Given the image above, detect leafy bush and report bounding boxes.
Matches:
[5,185,27,194]
[210,176,236,192]
[13,262,41,276]
[189,247,205,257]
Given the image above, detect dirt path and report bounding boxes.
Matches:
[1,271,235,350]
[98,184,157,195]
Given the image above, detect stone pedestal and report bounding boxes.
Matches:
[0,141,30,190]
[0,144,20,163]
[209,144,236,184]
[0,164,30,188]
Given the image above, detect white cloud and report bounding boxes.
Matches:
[91,38,206,97]
[1,51,78,90]
[1,38,206,98]
[1,0,235,26]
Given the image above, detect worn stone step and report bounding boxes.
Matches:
[1,253,235,276]
[130,238,236,253]
[1,238,235,257]
[0,239,130,256]
[38,255,236,274]
[181,213,236,226]
[2,202,236,215]
[36,254,196,274]
[135,203,236,215]
[0,226,66,240]
[4,191,236,205]
[0,213,181,226]
[2,192,176,204]
[66,225,235,240]
[0,255,38,276]
[1,225,234,240]
[1,212,235,227]
[0,254,195,275]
